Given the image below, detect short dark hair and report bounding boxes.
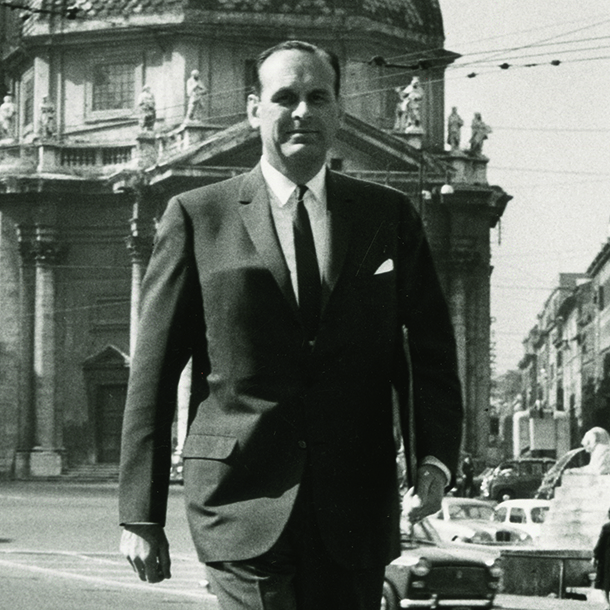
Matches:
[252,40,341,97]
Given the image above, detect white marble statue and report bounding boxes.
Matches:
[447,107,463,151]
[581,427,610,475]
[0,94,16,140]
[185,69,207,122]
[469,112,492,155]
[138,86,156,132]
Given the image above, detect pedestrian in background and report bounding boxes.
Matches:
[119,39,464,610]
[593,507,610,609]
[461,454,475,498]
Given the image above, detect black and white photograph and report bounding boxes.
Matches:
[0,2,609,609]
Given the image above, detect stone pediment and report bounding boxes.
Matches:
[83,345,130,370]
[147,113,444,187]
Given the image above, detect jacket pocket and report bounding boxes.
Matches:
[182,434,237,460]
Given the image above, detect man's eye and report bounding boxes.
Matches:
[310,92,331,105]
[273,92,296,105]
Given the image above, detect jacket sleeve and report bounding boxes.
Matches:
[119,196,207,526]
[394,197,464,485]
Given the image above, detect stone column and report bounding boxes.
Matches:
[450,271,468,443]
[14,226,37,478]
[30,225,64,476]
[125,206,152,358]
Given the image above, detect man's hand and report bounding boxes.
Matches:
[120,524,171,583]
[405,464,446,522]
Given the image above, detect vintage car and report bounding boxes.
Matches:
[492,498,551,540]
[383,518,503,610]
[428,497,533,546]
[480,457,556,501]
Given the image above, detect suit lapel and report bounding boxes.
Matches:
[236,166,354,326]
[238,166,299,317]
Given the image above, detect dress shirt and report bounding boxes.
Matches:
[260,157,329,304]
[259,157,451,488]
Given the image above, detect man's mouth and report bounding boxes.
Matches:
[287,129,318,137]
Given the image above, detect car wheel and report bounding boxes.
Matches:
[496,489,515,501]
[381,581,399,610]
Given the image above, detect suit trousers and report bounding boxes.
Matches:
[204,470,386,610]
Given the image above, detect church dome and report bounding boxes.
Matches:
[36,0,444,41]
[187,1,444,38]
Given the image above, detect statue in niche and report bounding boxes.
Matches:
[38,96,56,139]
[393,76,424,133]
[137,85,156,132]
[0,94,16,140]
[447,107,464,151]
[403,76,424,132]
[469,112,492,155]
[185,69,207,123]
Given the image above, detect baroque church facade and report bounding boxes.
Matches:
[0,0,510,478]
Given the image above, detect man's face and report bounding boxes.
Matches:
[247,49,342,183]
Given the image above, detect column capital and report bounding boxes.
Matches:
[33,225,65,265]
[17,224,66,266]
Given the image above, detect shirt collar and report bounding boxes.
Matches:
[260,157,327,208]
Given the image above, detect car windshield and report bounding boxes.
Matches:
[448,503,494,520]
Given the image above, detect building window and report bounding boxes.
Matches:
[92,63,135,112]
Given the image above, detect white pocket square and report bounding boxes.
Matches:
[374,259,394,275]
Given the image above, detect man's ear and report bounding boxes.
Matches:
[247,94,260,129]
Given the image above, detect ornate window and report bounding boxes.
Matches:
[86,56,141,121]
[92,63,135,111]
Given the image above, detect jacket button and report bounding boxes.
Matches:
[298,440,307,449]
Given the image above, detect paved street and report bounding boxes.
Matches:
[0,480,217,610]
[0,480,606,610]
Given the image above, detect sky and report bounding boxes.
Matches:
[437,0,610,375]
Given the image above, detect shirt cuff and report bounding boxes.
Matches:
[421,456,451,488]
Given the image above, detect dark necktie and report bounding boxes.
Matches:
[293,185,321,340]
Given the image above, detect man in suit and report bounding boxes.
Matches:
[119,40,463,610]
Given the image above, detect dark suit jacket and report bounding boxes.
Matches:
[119,165,463,570]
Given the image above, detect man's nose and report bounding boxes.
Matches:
[292,99,311,119]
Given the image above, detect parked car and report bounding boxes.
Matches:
[492,499,551,540]
[535,447,589,499]
[480,457,556,501]
[383,518,503,610]
[428,497,533,546]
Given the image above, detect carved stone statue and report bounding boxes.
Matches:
[403,76,424,132]
[447,107,463,151]
[137,85,156,132]
[0,94,16,140]
[580,427,610,475]
[393,86,408,131]
[38,96,56,139]
[185,69,207,123]
[393,76,424,133]
[469,112,492,155]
